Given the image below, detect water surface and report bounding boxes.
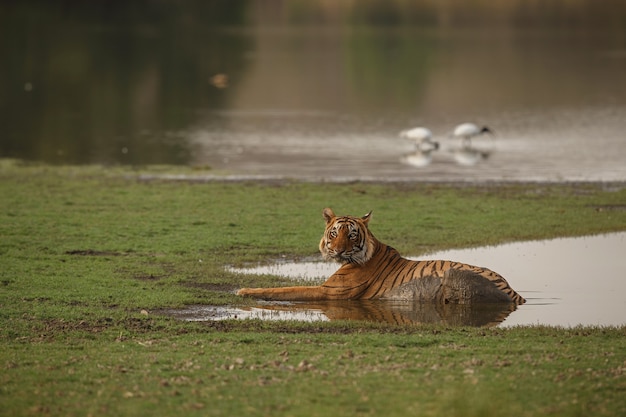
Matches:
[2,1,625,182]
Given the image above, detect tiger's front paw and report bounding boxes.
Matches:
[236,288,252,297]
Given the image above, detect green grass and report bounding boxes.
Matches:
[1,161,626,416]
[2,324,625,416]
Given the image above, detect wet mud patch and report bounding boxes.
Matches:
[164,303,328,323]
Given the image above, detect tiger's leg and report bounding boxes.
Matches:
[237,285,342,301]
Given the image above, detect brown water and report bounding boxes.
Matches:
[168,233,626,327]
[2,2,626,182]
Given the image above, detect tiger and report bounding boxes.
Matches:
[237,208,525,305]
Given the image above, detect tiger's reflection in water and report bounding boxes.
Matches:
[249,300,515,327]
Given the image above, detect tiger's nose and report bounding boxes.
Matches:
[335,246,348,256]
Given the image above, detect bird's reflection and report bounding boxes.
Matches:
[452,137,496,166]
[452,145,492,166]
[402,150,436,167]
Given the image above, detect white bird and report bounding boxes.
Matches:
[399,127,440,152]
[400,127,433,142]
[453,123,493,148]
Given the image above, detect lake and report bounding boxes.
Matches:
[2,1,626,182]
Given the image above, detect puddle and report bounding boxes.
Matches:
[174,233,626,327]
[422,232,626,327]
[228,259,330,284]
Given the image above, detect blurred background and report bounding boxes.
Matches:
[1,0,625,181]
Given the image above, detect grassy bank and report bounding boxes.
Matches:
[3,324,625,416]
[1,161,625,416]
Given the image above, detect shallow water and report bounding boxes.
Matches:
[172,233,626,327]
[2,2,626,182]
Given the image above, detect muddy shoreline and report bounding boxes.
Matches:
[135,172,626,189]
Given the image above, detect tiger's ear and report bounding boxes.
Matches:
[322,208,336,224]
[362,210,372,225]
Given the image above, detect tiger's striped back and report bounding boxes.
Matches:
[420,260,525,304]
[385,252,526,305]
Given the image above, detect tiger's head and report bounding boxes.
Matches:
[319,208,376,265]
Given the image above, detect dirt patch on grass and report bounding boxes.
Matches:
[65,249,124,256]
[591,204,626,212]
[134,273,168,281]
[13,316,168,342]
